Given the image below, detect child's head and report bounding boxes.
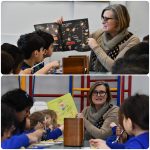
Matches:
[1,103,16,141]
[29,111,45,130]
[2,88,34,123]
[41,109,58,129]
[35,30,54,58]
[17,32,45,63]
[1,51,14,74]
[119,94,149,135]
[1,43,24,74]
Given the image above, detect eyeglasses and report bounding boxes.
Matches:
[92,90,106,97]
[101,16,114,22]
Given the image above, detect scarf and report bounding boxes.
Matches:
[90,29,132,72]
[86,103,110,125]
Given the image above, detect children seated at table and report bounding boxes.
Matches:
[1,103,44,149]
[89,93,149,149]
[29,110,64,140]
[17,32,60,74]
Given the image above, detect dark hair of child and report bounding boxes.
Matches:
[1,51,14,74]
[17,32,46,59]
[29,111,45,129]
[119,93,149,130]
[1,103,16,138]
[1,88,34,112]
[35,30,54,49]
[1,43,24,74]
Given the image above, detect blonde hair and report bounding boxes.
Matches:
[41,109,58,129]
[101,4,130,32]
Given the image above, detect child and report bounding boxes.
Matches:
[17,32,60,74]
[29,111,63,140]
[35,30,54,58]
[1,103,44,149]
[41,109,58,130]
[1,51,14,74]
[1,88,34,134]
[89,94,149,149]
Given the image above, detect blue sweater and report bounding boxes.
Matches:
[106,127,149,149]
[124,132,149,149]
[1,134,29,149]
[42,128,62,140]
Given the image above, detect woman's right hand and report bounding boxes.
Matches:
[56,16,64,24]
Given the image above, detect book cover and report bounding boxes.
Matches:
[47,93,78,124]
[34,18,90,52]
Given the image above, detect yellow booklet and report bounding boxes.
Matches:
[47,93,78,124]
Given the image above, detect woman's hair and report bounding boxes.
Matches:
[89,81,112,106]
[119,93,149,130]
[1,88,34,112]
[41,109,58,128]
[29,111,45,129]
[1,103,16,137]
[101,4,130,32]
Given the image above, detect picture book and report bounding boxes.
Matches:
[34,18,90,52]
[47,93,78,124]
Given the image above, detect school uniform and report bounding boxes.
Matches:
[42,128,62,140]
[1,134,29,149]
[124,132,149,149]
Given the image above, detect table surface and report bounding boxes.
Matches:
[29,140,90,149]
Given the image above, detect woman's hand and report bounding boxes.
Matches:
[89,139,110,149]
[76,113,84,118]
[56,16,64,24]
[88,38,99,50]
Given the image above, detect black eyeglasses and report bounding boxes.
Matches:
[92,90,107,97]
[101,16,114,22]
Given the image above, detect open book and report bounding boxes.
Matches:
[47,93,78,124]
[34,18,90,52]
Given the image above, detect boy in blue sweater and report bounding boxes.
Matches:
[1,103,44,149]
[89,94,149,149]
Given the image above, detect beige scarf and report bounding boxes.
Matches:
[90,29,130,72]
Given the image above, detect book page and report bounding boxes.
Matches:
[47,93,78,124]
[34,23,62,51]
[61,18,90,51]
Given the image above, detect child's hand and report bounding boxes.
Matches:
[89,139,110,149]
[34,122,44,130]
[59,125,64,131]
[51,60,60,69]
[27,129,45,144]
[19,68,33,74]
[56,16,64,24]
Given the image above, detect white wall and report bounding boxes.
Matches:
[1,1,149,45]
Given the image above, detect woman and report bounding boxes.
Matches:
[88,4,140,72]
[77,81,119,140]
[89,94,149,149]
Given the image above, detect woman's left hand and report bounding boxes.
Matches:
[76,113,84,118]
[88,38,98,50]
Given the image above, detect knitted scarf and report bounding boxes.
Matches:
[86,103,110,125]
[90,29,132,72]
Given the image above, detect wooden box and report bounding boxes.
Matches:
[64,118,84,146]
[62,55,89,74]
